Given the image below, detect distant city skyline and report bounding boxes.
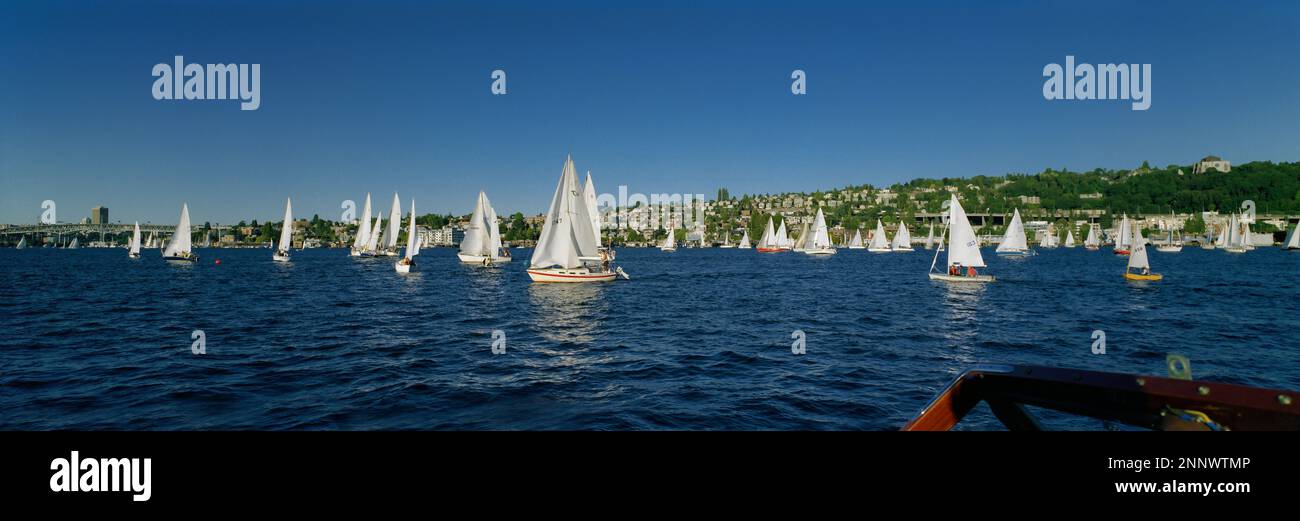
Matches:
[3,0,1299,224]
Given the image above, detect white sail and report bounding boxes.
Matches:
[1284,223,1300,250]
[486,198,503,260]
[1237,217,1252,248]
[810,209,833,248]
[68,237,78,249]
[16,236,27,249]
[530,155,601,269]
[461,191,493,257]
[891,223,912,250]
[1085,224,1099,247]
[1127,222,1151,271]
[385,193,401,250]
[365,214,383,253]
[353,193,372,251]
[945,194,985,268]
[163,203,192,257]
[661,228,676,250]
[997,209,1028,252]
[739,228,752,249]
[1116,215,1133,250]
[775,220,791,248]
[130,222,142,255]
[757,217,776,248]
[584,172,602,248]
[868,220,890,250]
[277,198,293,254]
[405,199,419,259]
[1065,230,1076,248]
[925,223,935,249]
[792,222,811,250]
[849,229,864,248]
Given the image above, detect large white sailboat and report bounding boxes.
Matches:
[891,223,913,252]
[459,191,511,264]
[378,193,402,256]
[526,155,623,283]
[350,193,372,257]
[929,194,993,282]
[162,203,197,262]
[996,208,1033,256]
[803,208,836,255]
[847,228,865,249]
[738,228,751,249]
[395,200,419,273]
[273,198,293,262]
[129,222,142,258]
[867,219,891,252]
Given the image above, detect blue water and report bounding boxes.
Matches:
[2,246,1298,430]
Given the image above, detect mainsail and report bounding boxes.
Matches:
[404,199,419,259]
[997,209,1028,252]
[162,203,193,257]
[365,214,383,253]
[757,217,776,249]
[584,172,602,248]
[810,209,833,249]
[277,198,293,254]
[1127,222,1151,272]
[461,191,495,257]
[353,193,372,252]
[849,229,864,248]
[925,223,934,249]
[868,220,890,250]
[130,222,142,255]
[529,155,601,269]
[739,228,752,249]
[1065,230,1076,248]
[945,194,985,268]
[1284,223,1300,250]
[1085,224,1100,247]
[385,193,401,251]
[892,223,912,250]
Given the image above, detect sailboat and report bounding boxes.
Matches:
[791,222,811,252]
[129,222,142,258]
[583,172,607,261]
[1064,229,1076,248]
[738,228,752,249]
[273,198,293,262]
[924,222,934,249]
[719,233,735,248]
[15,236,26,249]
[660,227,677,252]
[1084,224,1100,250]
[1224,214,1247,253]
[1124,223,1161,281]
[145,231,156,249]
[361,213,383,257]
[395,200,419,273]
[756,216,779,252]
[162,203,197,262]
[803,208,836,255]
[350,193,373,257]
[847,228,865,249]
[1155,227,1182,253]
[775,220,793,250]
[67,237,79,249]
[1040,226,1059,249]
[995,209,1033,256]
[867,220,892,252]
[378,193,402,256]
[526,155,622,283]
[459,191,511,264]
[1283,223,1300,250]
[929,194,993,283]
[1112,215,1133,255]
[891,223,913,252]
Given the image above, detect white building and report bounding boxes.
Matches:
[1193,155,1231,174]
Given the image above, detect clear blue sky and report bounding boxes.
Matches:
[2,0,1298,225]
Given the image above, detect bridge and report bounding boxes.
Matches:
[0,223,231,247]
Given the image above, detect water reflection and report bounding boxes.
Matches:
[527,282,607,346]
[939,281,986,367]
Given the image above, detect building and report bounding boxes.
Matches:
[1193,155,1231,174]
[91,206,108,224]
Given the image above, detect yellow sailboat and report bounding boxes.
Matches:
[1123,222,1162,281]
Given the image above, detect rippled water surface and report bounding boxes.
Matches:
[2,246,1298,430]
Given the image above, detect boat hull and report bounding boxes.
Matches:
[394,260,413,273]
[891,247,914,252]
[128,253,140,259]
[660,248,676,252]
[458,253,513,264]
[1112,249,1130,255]
[1124,273,1163,281]
[996,249,1034,256]
[163,255,198,263]
[928,273,994,283]
[1155,246,1182,253]
[756,247,784,253]
[802,248,836,255]
[273,252,291,262]
[527,268,617,283]
[867,247,892,253]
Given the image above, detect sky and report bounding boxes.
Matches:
[2,0,1298,225]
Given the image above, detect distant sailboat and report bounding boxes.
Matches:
[1113,215,1133,255]
[929,194,993,283]
[1040,226,1059,248]
[459,191,511,264]
[1124,222,1161,281]
[660,227,677,252]
[350,193,373,257]
[996,209,1032,256]
[526,155,622,283]
[867,220,891,252]
[273,198,293,262]
[129,222,142,258]
[756,216,781,252]
[791,222,811,252]
[738,228,751,249]
[803,208,836,255]
[362,213,383,257]
[1064,229,1076,248]
[847,228,865,249]
[1084,224,1100,250]
[1155,227,1182,253]
[924,222,934,250]
[775,220,793,250]
[16,236,27,249]
[67,237,79,249]
[719,233,735,248]
[891,223,913,252]
[1284,223,1300,250]
[395,199,419,273]
[162,203,197,262]
[1224,214,1247,253]
[378,193,402,256]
